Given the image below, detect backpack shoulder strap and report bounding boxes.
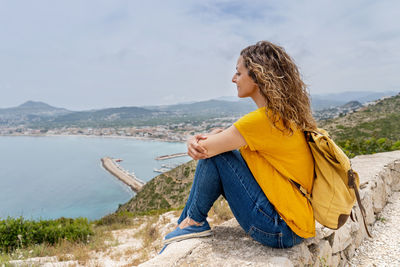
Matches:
[289,179,311,201]
[348,170,373,238]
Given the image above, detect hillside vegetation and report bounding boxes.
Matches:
[320,93,400,157]
[116,160,197,214]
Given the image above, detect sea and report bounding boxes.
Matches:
[0,135,191,221]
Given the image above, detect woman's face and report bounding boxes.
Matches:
[232,56,258,98]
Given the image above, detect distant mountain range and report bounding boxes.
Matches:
[217,90,398,110]
[0,90,398,128]
[310,90,398,110]
[0,99,257,128]
[147,98,256,115]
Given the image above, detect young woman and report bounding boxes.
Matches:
[161,41,317,251]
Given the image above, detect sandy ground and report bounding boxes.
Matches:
[349,191,400,267]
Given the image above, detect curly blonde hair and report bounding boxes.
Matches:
[240,41,317,134]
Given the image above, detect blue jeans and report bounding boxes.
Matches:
[177,150,304,248]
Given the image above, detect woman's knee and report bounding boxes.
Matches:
[208,150,242,165]
[197,152,233,169]
[197,157,214,170]
[209,150,251,178]
[195,158,220,182]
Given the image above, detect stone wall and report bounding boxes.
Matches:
[140,151,400,267]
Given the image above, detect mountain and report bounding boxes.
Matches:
[320,93,400,140]
[148,99,256,115]
[31,100,255,128]
[310,90,398,110]
[46,106,164,128]
[212,91,399,111]
[0,101,72,125]
[0,99,257,128]
[1,91,398,128]
[0,100,71,115]
[214,96,241,102]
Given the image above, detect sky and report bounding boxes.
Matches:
[0,0,399,110]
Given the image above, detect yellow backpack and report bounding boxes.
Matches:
[292,128,371,237]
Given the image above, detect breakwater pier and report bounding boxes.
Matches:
[155,152,187,160]
[101,157,145,193]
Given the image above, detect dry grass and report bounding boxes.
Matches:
[123,247,141,257]
[110,251,123,261]
[96,215,145,232]
[208,196,234,225]
[131,214,162,265]
[121,258,142,267]
[173,210,182,216]
[49,215,160,266]
[0,254,15,266]
[1,201,233,266]
[119,247,144,267]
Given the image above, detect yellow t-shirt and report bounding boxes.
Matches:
[233,107,315,238]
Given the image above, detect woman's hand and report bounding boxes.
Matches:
[187,134,208,160]
[197,125,247,158]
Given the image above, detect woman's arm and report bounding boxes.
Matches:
[186,128,225,160]
[197,125,247,158]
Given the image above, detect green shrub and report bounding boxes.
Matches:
[391,140,400,150]
[95,211,133,226]
[184,167,191,177]
[159,198,171,209]
[164,187,172,195]
[0,217,93,253]
[165,176,173,184]
[337,137,400,158]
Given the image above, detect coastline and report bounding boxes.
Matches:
[0,133,186,143]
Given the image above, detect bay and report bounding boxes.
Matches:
[0,136,190,221]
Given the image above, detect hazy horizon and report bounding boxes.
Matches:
[1,1,399,110]
[1,89,399,111]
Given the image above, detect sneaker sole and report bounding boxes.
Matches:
[162,230,212,245]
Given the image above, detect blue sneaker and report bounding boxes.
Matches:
[162,221,212,245]
[158,244,168,254]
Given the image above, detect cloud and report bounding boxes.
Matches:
[0,0,399,109]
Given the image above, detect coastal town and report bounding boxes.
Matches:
[0,103,365,141]
[1,96,389,142]
[0,116,238,142]
[0,104,363,141]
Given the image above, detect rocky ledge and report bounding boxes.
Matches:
[140,150,400,267]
